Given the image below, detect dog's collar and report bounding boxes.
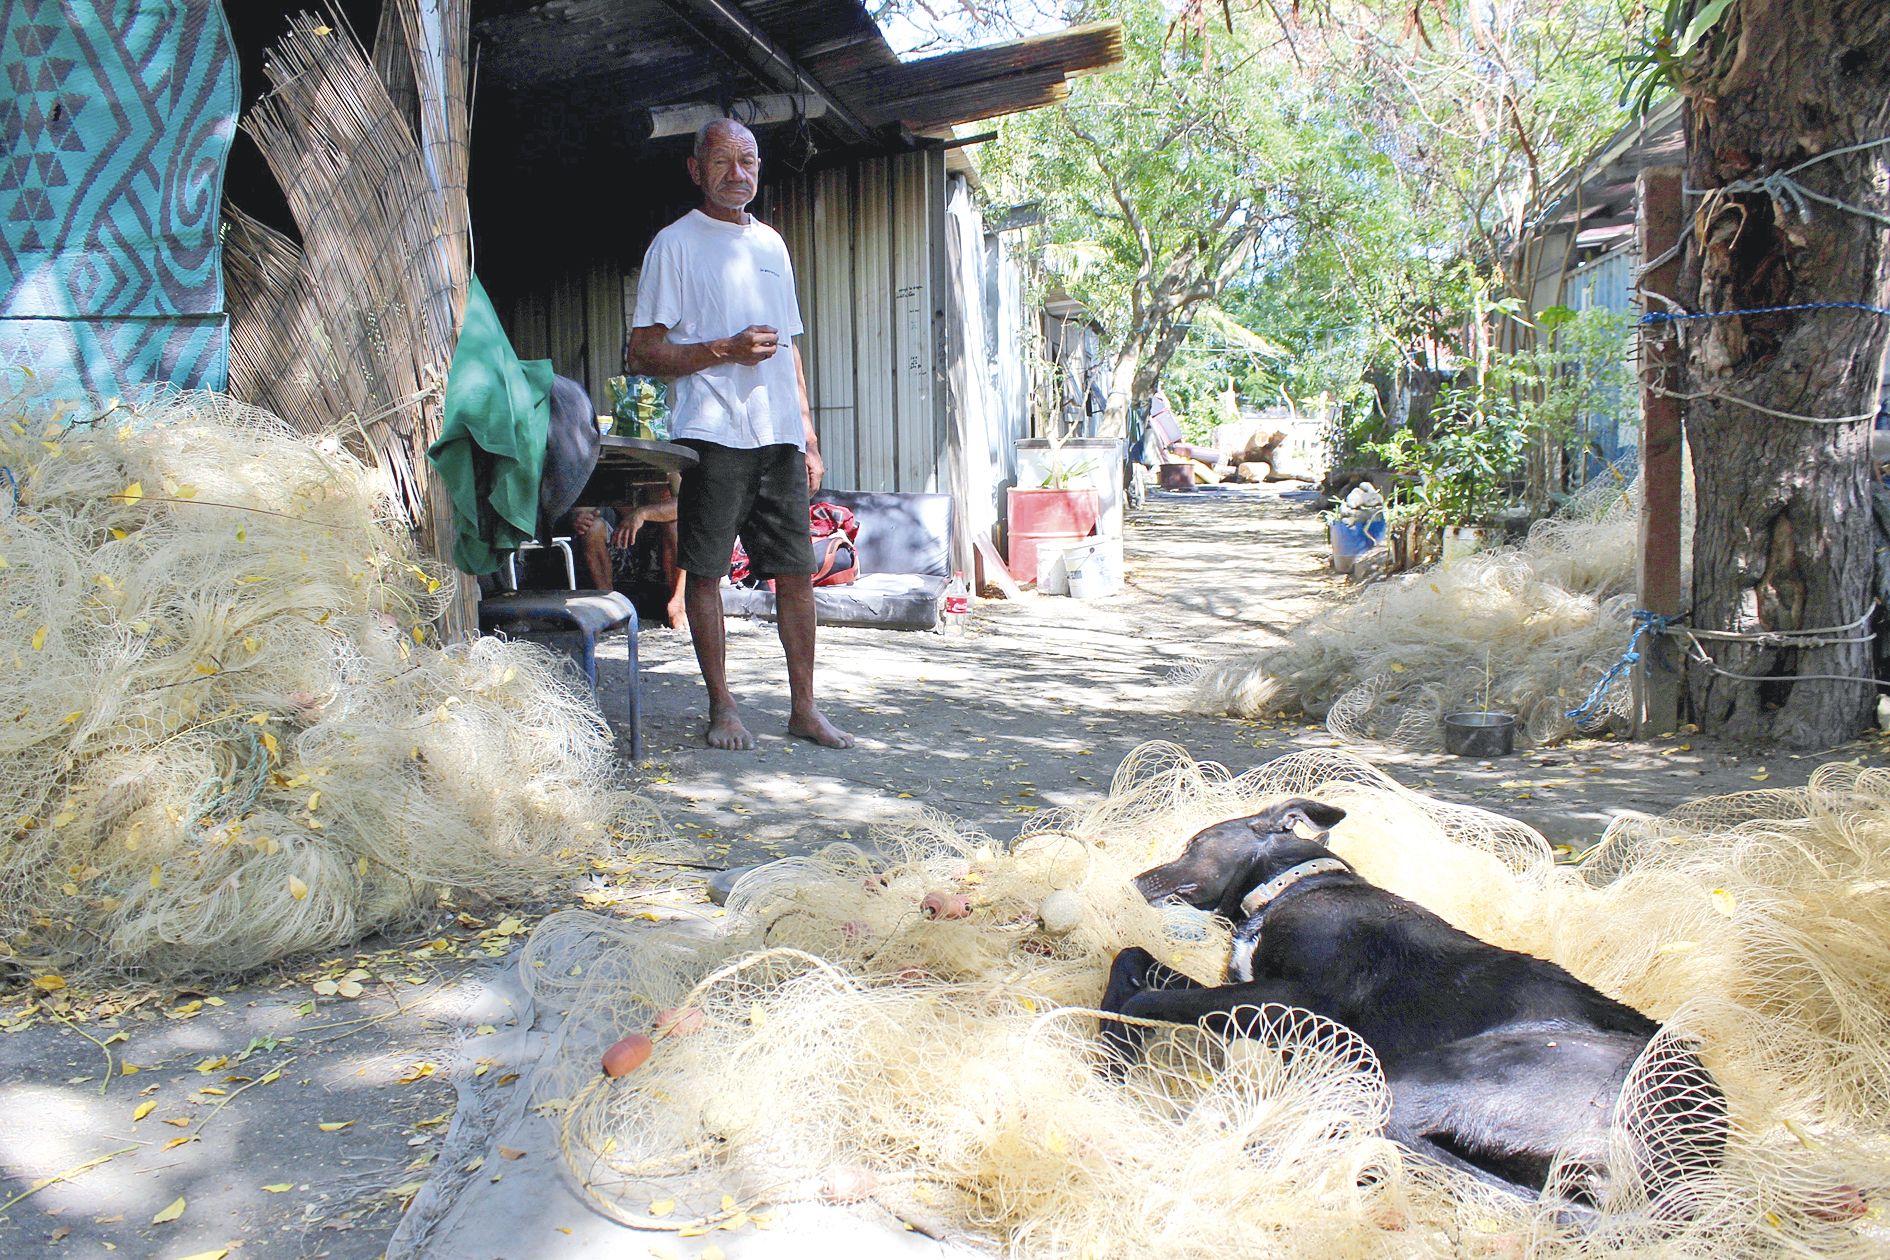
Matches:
[1238,857,1352,917]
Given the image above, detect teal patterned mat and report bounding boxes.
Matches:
[0,0,238,395]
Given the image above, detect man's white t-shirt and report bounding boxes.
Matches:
[633,209,806,450]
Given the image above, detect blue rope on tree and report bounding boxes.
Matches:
[1641,301,1890,326]
[1565,611,1683,726]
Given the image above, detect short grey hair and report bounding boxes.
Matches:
[694,116,756,161]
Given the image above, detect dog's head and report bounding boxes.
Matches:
[1132,797,1347,919]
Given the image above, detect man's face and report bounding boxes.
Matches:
[690,128,760,212]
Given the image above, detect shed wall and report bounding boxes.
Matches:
[768,148,947,494]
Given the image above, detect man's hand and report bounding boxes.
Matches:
[805,445,824,495]
[610,508,644,551]
[570,507,603,538]
[720,324,780,366]
[629,323,778,378]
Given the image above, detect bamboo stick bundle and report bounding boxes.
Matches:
[225,2,473,633]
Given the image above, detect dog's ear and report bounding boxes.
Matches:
[1251,797,1346,838]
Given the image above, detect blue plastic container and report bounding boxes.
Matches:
[1329,517,1387,559]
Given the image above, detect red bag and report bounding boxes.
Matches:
[729,501,860,588]
[808,501,860,587]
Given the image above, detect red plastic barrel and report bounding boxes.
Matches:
[1007,488,1099,582]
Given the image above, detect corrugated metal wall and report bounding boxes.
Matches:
[767,148,948,494]
[505,258,623,406]
[1569,245,1634,316]
[1567,243,1638,479]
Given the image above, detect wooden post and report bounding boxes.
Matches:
[1634,167,1686,735]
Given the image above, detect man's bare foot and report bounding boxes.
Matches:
[665,598,687,630]
[788,709,855,748]
[706,707,755,750]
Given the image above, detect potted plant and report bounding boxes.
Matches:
[1420,394,1529,564]
[1362,388,1529,567]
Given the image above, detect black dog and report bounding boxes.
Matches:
[1100,798,1726,1204]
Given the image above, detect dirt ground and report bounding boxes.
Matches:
[0,483,1876,1259]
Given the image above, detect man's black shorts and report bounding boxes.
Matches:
[675,440,814,580]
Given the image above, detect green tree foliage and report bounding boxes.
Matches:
[986,0,1366,433]
[982,0,1650,446]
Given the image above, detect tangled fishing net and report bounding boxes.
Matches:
[1189,467,1680,749]
[0,381,659,978]
[527,742,1888,1258]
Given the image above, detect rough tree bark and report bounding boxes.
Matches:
[1676,0,1890,748]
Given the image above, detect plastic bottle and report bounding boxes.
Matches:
[943,572,970,634]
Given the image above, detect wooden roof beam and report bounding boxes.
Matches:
[652,0,878,145]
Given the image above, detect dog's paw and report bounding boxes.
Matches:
[1096,1018,1144,1079]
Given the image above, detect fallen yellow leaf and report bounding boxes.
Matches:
[133,1101,155,1123]
[121,482,143,504]
[648,1198,676,1217]
[152,1196,186,1224]
[175,1251,228,1260]
[1709,888,1736,917]
[318,1121,352,1132]
[261,1183,292,1193]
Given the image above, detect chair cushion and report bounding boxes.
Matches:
[480,589,635,635]
[721,574,948,631]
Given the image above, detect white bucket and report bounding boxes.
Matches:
[1441,525,1491,567]
[1036,546,1070,595]
[1063,540,1113,599]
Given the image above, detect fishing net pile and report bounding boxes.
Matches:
[1190,468,1664,748]
[0,383,659,978]
[526,742,1888,1259]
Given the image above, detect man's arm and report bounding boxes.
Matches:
[626,323,779,378]
[610,496,679,550]
[795,343,823,493]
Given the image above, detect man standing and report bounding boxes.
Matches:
[626,118,853,751]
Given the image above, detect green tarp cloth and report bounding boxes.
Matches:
[428,276,551,575]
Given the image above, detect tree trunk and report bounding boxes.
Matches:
[1101,346,1140,439]
[1678,0,1890,747]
